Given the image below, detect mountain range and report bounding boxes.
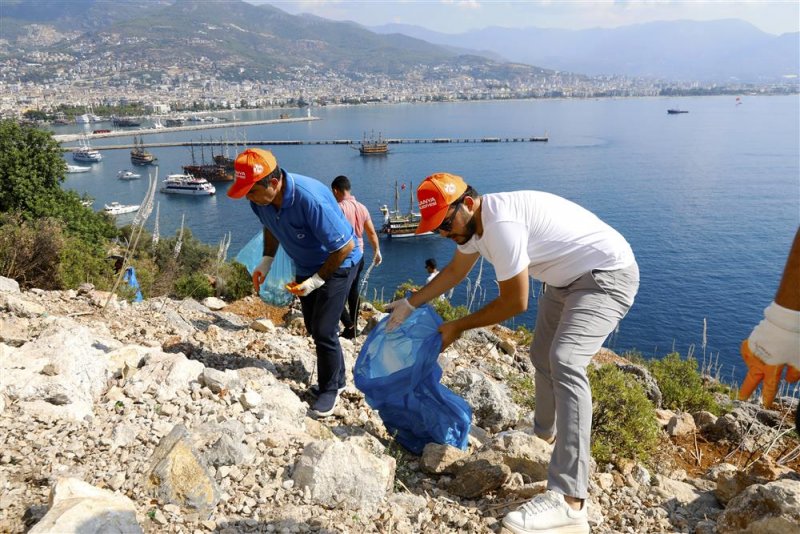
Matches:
[1,0,797,84]
[0,0,547,83]
[371,20,800,83]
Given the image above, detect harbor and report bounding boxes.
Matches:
[60,135,549,151]
[52,116,320,143]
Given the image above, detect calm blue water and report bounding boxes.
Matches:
[59,95,800,382]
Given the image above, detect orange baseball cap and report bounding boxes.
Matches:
[415,173,468,234]
[227,148,278,199]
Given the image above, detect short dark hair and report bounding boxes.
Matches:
[425,258,437,269]
[331,175,351,192]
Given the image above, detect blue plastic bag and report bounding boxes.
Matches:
[354,305,472,454]
[123,266,143,302]
[235,231,295,306]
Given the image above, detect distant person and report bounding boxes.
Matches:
[424,258,439,284]
[331,175,382,339]
[228,149,362,417]
[385,173,639,534]
[738,227,800,409]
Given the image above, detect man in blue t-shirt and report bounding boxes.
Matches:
[228,148,362,417]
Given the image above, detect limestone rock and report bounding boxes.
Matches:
[292,440,395,514]
[202,297,226,311]
[420,443,468,474]
[717,478,800,533]
[29,477,142,534]
[667,412,697,436]
[447,368,519,432]
[0,276,20,293]
[144,425,220,516]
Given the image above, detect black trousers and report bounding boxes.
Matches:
[340,257,365,330]
[297,265,357,393]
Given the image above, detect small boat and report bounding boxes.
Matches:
[112,117,141,127]
[66,164,91,173]
[131,135,157,165]
[667,109,689,114]
[380,181,431,238]
[118,170,141,180]
[160,174,216,195]
[103,202,140,215]
[72,141,102,163]
[355,131,389,156]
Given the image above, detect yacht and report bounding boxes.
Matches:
[118,170,142,180]
[72,143,102,163]
[160,174,216,196]
[66,164,91,173]
[103,202,140,215]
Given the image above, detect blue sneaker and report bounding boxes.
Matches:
[311,390,339,418]
[309,384,346,397]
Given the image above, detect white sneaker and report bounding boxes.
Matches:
[502,490,589,534]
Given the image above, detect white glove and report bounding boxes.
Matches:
[385,298,415,332]
[252,256,274,293]
[373,250,383,267]
[748,302,800,367]
[287,273,325,297]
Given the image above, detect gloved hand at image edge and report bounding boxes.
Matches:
[287,273,326,297]
[385,297,415,331]
[252,255,274,293]
[739,303,800,409]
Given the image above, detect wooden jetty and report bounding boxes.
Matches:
[60,136,549,151]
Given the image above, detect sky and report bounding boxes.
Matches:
[251,1,800,35]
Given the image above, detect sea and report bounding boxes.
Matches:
[57,95,800,384]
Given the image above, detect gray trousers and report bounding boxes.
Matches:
[529,262,639,499]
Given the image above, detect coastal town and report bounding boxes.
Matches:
[2,60,797,121]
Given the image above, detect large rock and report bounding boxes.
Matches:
[616,363,662,408]
[0,275,20,293]
[0,292,45,317]
[124,352,204,401]
[292,440,395,514]
[717,478,800,533]
[448,452,511,498]
[715,456,797,505]
[486,431,552,482]
[447,368,519,432]
[29,477,142,534]
[144,425,220,516]
[0,318,111,421]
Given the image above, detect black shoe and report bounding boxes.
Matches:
[309,384,346,397]
[340,326,356,339]
[311,390,339,417]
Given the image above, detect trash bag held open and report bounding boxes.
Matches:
[235,230,295,306]
[354,305,471,454]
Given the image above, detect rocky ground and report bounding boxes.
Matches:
[0,277,798,533]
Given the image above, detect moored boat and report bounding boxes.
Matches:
[667,109,689,114]
[160,174,216,196]
[66,164,91,173]
[103,202,140,215]
[72,142,102,163]
[380,181,431,238]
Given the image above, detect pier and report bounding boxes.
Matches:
[52,116,320,143]
[60,135,548,150]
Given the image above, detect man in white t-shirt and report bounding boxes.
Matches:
[425,258,439,284]
[386,173,639,534]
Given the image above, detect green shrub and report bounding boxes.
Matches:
[507,372,536,412]
[217,261,252,301]
[59,235,115,290]
[589,364,660,464]
[174,272,213,300]
[649,352,722,415]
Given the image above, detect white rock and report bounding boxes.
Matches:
[28,477,142,533]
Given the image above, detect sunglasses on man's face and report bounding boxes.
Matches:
[435,200,463,233]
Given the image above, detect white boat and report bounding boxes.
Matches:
[103,202,140,215]
[117,170,141,180]
[160,174,216,195]
[66,164,91,173]
[72,140,102,162]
